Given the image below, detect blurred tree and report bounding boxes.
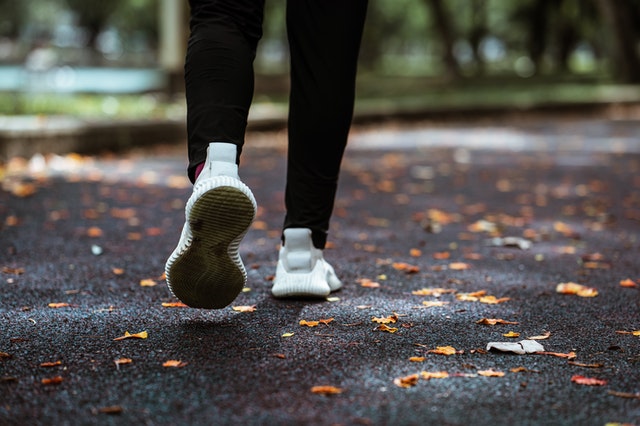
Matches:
[423,0,461,78]
[63,0,122,50]
[595,0,640,83]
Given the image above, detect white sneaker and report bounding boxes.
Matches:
[165,142,256,309]
[272,228,342,298]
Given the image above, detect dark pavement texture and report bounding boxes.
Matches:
[1,117,640,425]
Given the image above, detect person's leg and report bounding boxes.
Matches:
[272,0,368,298]
[283,0,368,248]
[166,0,263,309]
[185,0,264,182]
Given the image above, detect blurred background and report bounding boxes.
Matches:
[1,0,640,119]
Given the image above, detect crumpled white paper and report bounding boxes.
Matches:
[486,339,545,354]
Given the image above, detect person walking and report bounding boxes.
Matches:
[165,0,368,309]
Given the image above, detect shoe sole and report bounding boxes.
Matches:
[166,178,255,309]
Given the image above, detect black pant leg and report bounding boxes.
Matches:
[284,0,368,248]
[185,0,265,182]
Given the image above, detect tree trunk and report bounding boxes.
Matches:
[595,0,640,83]
[424,0,461,79]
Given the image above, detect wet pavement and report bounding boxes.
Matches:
[1,116,639,425]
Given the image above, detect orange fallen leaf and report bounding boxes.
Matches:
[527,331,551,340]
[139,278,157,287]
[503,331,520,338]
[421,301,449,308]
[449,262,471,270]
[113,331,148,341]
[619,278,638,288]
[616,330,640,336]
[394,374,420,388]
[1,266,25,275]
[112,268,125,275]
[114,358,133,366]
[556,282,598,297]
[87,227,103,238]
[232,305,256,313]
[10,182,37,198]
[318,318,334,325]
[40,361,62,367]
[163,360,188,368]
[161,301,189,308]
[409,356,425,362]
[372,314,398,324]
[420,371,449,380]
[358,278,381,288]
[428,346,460,356]
[376,324,398,333]
[456,290,486,301]
[478,369,505,377]
[432,251,451,260]
[479,295,511,304]
[311,385,343,395]
[409,248,422,257]
[48,302,70,309]
[299,320,320,327]
[41,376,64,385]
[476,318,519,325]
[96,405,123,414]
[571,375,607,386]
[537,351,577,359]
[412,287,456,297]
[567,361,604,368]
[392,262,420,274]
[510,367,539,373]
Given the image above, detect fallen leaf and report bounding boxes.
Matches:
[537,351,577,359]
[479,295,511,304]
[40,361,62,367]
[417,372,448,381]
[41,376,64,385]
[433,251,450,260]
[299,320,320,327]
[161,301,189,308]
[571,375,607,386]
[510,367,539,373]
[139,279,157,287]
[1,266,25,275]
[113,331,148,341]
[503,331,520,338]
[607,390,640,400]
[319,318,334,325]
[456,290,487,301]
[48,302,70,309]
[372,314,398,324]
[486,340,545,355]
[0,352,12,359]
[358,278,381,288]
[96,406,123,415]
[394,374,420,388]
[376,324,398,333]
[232,305,256,313]
[114,358,133,366]
[615,330,640,336]
[449,262,471,270]
[476,318,519,325]
[428,346,461,356]
[568,361,604,368]
[478,369,505,377]
[556,282,598,297]
[392,262,420,274]
[409,357,425,362]
[412,287,456,297]
[282,332,294,338]
[527,331,551,340]
[409,248,422,257]
[87,227,103,238]
[311,385,343,395]
[112,268,125,275]
[421,301,449,308]
[163,360,188,368]
[619,278,638,288]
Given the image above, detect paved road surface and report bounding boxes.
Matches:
[1,117,639,425]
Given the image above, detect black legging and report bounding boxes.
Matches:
[185,0,368,249]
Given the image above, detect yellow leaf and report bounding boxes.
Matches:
[311,385,343,395]
[479,295,511,304]
[299,320,320,327]
[412,287,456,297]
[113,330,148,341]
[48,302,70,309]
[139,279,157,287]
[358,278,381,288]
[372,314,398,324]
[282,332,294,338]
[232,305,256,313]
[503,331,520,338]
[456,290,486,301]
[556,282,598,297]
[449,262,471,270]
[161,301,189,308]
[616,330,640,336]
[40,361,62,367]
[422,301,449,308]
[409,356,425,362]
[428,346,459,356]
[527,331,551,340]
[478,369,505,377]
[420,371,449,380]
[476,318,519,325]
[376,324,398,333]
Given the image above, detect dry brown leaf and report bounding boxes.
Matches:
[372,314,398,324]
[232,305,256,313]
[113,331,148,341]
[421,301,449,308]
[358,278,381,288]
[1,266,25,275]
[87,227,103,238]
[114,358,133,366]
[112,268,125,275]
[311,385,343,395]
[556,282,598,297]
[163,360,188,368]
[96,405,123,415]
[392,262,420,274]
[456,290,487,301]
[48,302,70,309]
[476,318,519,325]
[432,251,451,260]
[409,248,422,257]
[41,376,64,385]
[527,331,551,340]
[393,374,420,388]
[607,390,640,400]
[318,318,334,325]
[537,351,577,359]
[616,330,640,336]
[619,278,638,288]
[40,361,62,367]
[299,320,320,327]
[571,375,606,386]
[567,361,604,368]
[409,356,425,362]
[376,324,398,333]
[420,371,449,380]
[479,295,511,304]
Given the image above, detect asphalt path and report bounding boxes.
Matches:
[1,117,639,425]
